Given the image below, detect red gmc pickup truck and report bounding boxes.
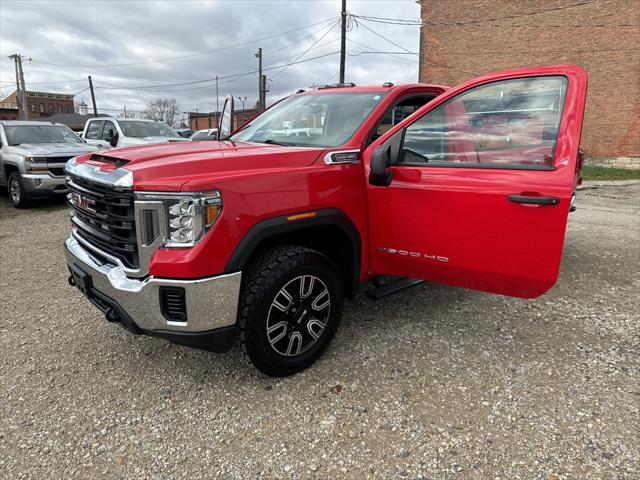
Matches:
[64,65,587,376]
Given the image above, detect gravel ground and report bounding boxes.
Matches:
[0,183,638,480]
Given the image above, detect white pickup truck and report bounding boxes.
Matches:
[82,118,188,149]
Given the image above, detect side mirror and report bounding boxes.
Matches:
[109,131,119,147]
[218,95,234,139]
[368,128,404,186]
[369,145,393,186]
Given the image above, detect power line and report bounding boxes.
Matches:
[351,14,421,26]
[355,18,417,55]
[349,51,419,56]
[422,0,599,26]
[272,20,339,80]
[93,52,341,92]
[28,18,337,69]
[269,21,340,57]
[346,36,418,63]
[353,17,477,76]
[0,78,86,86]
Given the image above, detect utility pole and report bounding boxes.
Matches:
[123,106,127,118]
[255,48,264,111]
[215,75,219,116]
[9,54,29,120]
[339,0,347,83]
[16,55,29,120]
[9,54,22,119]
[261,75,268,110]
[87,76,98,116]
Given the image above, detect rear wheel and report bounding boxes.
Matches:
[238,246,344,377]
[8,171,30,209]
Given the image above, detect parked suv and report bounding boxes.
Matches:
[64,65,587,376]
[82,118,188,149]
[0,121,98,208]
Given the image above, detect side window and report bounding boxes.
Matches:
[101,121,117,140]
[85,121,103,140]
[401,76,567,168]
[372,96,432,143]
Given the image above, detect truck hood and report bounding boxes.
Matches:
[6,142,98,156]
[80,140,325,191]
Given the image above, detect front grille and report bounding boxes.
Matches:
[67,173,138,269]
[47,156,73,177]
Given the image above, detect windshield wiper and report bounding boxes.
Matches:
[262,139,296,146]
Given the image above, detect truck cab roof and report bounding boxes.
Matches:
[296,83,450,95]
[0,120,70,127]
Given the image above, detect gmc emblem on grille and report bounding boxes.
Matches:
[70,192,96,213]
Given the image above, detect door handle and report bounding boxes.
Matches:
[508,194,560,205]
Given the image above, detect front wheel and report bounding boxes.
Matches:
[8,171,30,209]
[238,246,344,377]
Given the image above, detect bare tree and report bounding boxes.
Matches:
[143,98,179,127]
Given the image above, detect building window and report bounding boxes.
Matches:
[31,104,36,113]
[40,104,44,113]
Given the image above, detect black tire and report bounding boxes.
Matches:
[238,246,344,377]
[8,171,30,209]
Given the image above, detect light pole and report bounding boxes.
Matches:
[237,96,247,110]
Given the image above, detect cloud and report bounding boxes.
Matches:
[0,0,421,115]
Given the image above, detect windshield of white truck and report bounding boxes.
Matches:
[229,92,387,147]
[118,121,179,138]
[5,125,83,146]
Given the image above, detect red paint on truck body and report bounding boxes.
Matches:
[71,66,587,298]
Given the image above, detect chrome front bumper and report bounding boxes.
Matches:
[64,235,242,334]
[21,173,68,196]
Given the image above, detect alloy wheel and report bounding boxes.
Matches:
[9,176,20,203]
[266,275,331,356]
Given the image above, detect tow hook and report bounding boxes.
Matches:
[68,275,76,287]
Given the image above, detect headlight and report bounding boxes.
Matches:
[136,191,222,248]
[24,156,48,172]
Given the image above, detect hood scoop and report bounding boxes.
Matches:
[90,153,130,168]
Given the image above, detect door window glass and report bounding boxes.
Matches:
[85,121,103,140]
[101,121,117,140]
[401,76,567,168]
[372,96,433,142]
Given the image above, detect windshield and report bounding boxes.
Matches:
[118,121,179,138]
[4,125,83,146]
[191,130,216,139]
[229,92,386,147]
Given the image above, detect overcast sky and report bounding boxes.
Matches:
[0,0,421,119]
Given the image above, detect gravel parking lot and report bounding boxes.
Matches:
[1,183,638,480]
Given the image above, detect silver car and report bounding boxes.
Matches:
[0,120,98,208]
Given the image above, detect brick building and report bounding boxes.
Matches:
[0,102,19,120]
[189,108,259,132]
[0,90,75,119]
[419,0,639,164]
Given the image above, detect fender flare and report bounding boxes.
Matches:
[224,208,361,297]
